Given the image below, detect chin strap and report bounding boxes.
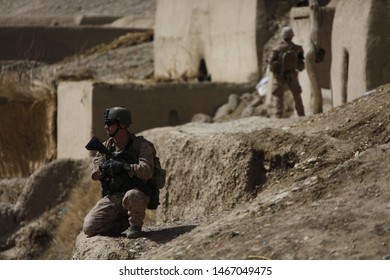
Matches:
[110,125,129,138]
[109,126,120,137]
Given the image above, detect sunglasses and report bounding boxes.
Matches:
[104,121,117,126]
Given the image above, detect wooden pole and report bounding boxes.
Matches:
[305,0,323,114]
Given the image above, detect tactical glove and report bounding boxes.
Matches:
[100,159,125,177]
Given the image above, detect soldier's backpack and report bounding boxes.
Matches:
[132,136,166,209]
[281,49,298,72]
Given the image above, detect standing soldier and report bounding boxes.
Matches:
[269,26,305,118]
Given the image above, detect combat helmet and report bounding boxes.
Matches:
[281,26,294,40]
[104,106,132,126]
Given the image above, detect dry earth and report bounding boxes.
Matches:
[1,0,390,260]
[145,84,390,260]
[73,83,390,260]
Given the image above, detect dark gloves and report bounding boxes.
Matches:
[100,159,125,177]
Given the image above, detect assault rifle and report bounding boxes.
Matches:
[85,136,114,159]
[85,136,145,197]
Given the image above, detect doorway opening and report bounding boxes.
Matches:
[197,58,211,82]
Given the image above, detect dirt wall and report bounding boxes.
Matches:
[57,81,254,159]
[154,0,260,83]
[142,129,266,222]
[290,6,335,113]
[331,0,390,106]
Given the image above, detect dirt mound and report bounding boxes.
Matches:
[139,84,390,260]
[0,159,90,259]
[72,84,390,260]
[46,32,154,83]
[148,131,265,222]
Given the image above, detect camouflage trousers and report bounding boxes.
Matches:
[83,188,150,237]
[271,70,305,117]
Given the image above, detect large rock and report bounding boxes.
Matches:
[72,233,135,260]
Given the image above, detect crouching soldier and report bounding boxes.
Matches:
[83,106,155,239]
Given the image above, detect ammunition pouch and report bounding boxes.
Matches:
[270,61,282,76]
[100,172,146,197]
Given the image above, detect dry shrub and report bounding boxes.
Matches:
[43,179,101,259]
[80,30,154,57]
[0,73,56,178]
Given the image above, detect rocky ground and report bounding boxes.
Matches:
[1,0,390,261]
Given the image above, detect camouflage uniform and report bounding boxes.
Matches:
[83,133,154,237]
[270,39,305,118]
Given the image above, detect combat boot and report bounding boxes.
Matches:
[123,225,142,239]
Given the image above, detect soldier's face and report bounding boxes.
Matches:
[105,121,119,137]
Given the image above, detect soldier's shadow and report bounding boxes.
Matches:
[143,225,197,243]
